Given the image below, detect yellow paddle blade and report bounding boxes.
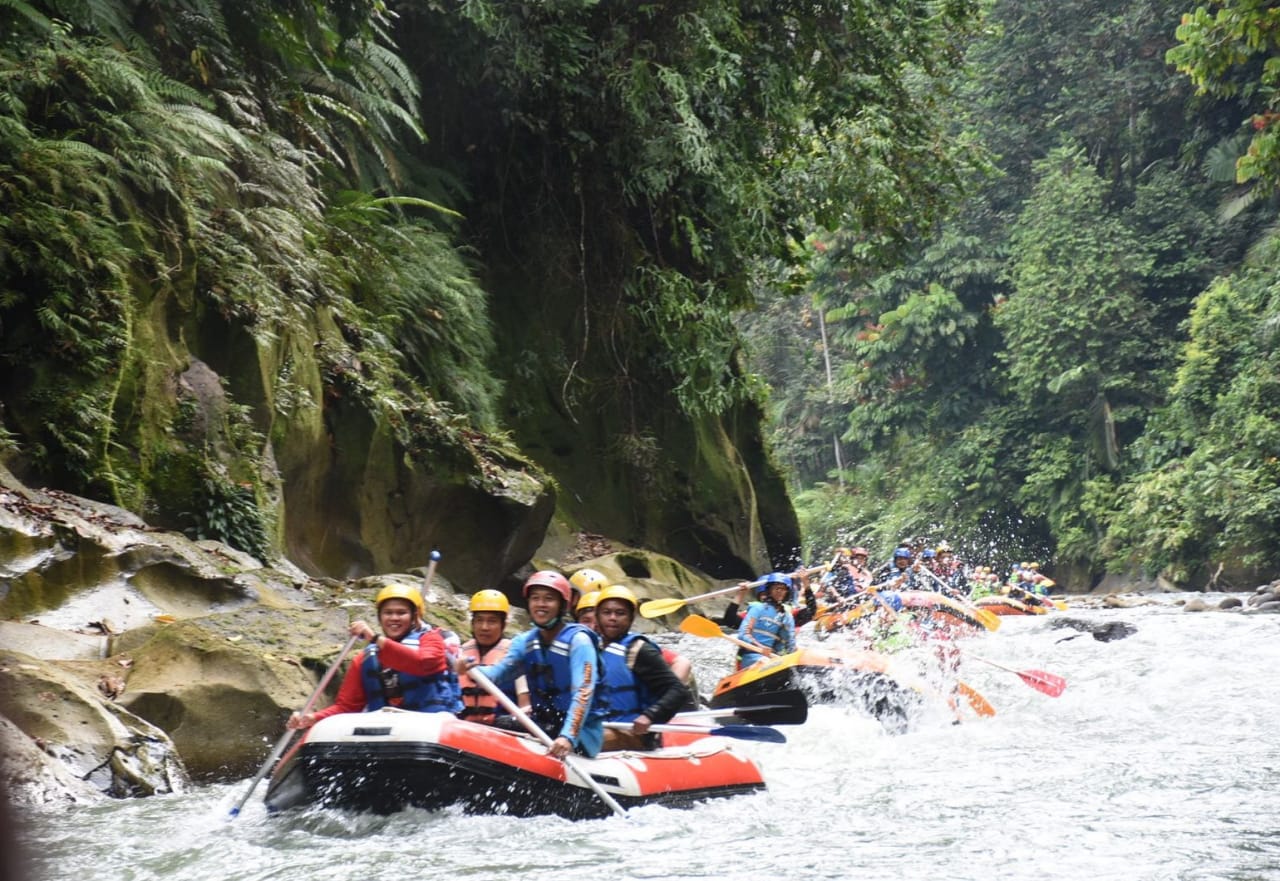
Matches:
[639,596,688,618]
[972,606,1001,631]
[1051,599,1068,610]
[679,613,728,639]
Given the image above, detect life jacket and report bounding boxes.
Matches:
[597,632,656,721]
[737,601,795,662]
[458,637,519,724]
[523,622,606,731]
[360,625,462,714]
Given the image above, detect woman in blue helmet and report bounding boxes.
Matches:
[736,572,798,668]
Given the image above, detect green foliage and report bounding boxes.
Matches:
[1111,265,1280,578]
[185,466,272,560]
[627,266,760,418]
[998,146,1163,440]
[0,1,510,540]
[399,0,988,422]
[1168,0,1280,187]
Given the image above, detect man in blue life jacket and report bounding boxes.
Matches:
[287,583,462,729]
[456,570,605,758]
[736,572,798,668]
[873,547,926,592]
[593,584,691,751]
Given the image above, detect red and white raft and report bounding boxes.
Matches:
[263,707,765,820]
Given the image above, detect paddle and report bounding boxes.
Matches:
[967,654,1067,697]
[678,613,776,656]
[955,680,997,717]
[917,567,1002,631]
[672,690,808,726]
[468,667,628,818]
[422,548,441,595]
[227,632,361,818]
[640,564,828,618]
[603,721,786,743]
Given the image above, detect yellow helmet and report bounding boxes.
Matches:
[469,589,510,615]
[569,568,610,594]
[595,584,639,613]
[576,590,602,614]
[375,584,424,617]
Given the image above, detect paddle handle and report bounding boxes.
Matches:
[228,632,361,817]
[687,564,831,603]
[468,668,628,818]
[719,632,774,656]
[422,549,441,594]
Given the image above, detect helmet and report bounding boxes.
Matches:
[1028,562,1040,570]
[757,572,795,602]
[522,570,573,606]
[569,568,610,594]
[375,584,424,617]
[850,547,869,558]
[576,590,602,614]
[835,547,853,557]
[893,547,912,560]
[595,584,639,613]
[921,549,937,559]
[936,541,952,553]
[469,589,510,615]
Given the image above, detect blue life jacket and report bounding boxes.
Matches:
[597,632,655,722]
[737,601,795,665]
[523,622,606,728]
[360,625,462,714]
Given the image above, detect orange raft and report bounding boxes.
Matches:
[813,590,997,636]
[263,707,764,819]
[973,595,1048,616]
[709,647,928,732]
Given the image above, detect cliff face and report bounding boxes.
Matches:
[0,266,792,589]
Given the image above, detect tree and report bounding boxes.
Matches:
[1168,0,1280,188]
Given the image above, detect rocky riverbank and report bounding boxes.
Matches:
[0,466,723,807]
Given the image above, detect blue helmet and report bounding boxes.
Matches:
[921,549,937,559]
[757,572,795,601]
[893,547,912,560]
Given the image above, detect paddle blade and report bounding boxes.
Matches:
[679,613,729,639]
[707,724,786,743]
[640,597,688,618]
[728,689,808,725]
[956,681,996,718]
[972,607,1002,631]
[1020,669,1067,697]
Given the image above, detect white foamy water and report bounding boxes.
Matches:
[16,595,1280,881]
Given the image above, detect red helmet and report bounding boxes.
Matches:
[522,570,572,606]
[851,547,869,558]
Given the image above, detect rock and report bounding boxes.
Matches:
[1048,618,1138,642]
[113,609,352,779]
[0,714,101,807]
[1256,600,1280,613]
[0,652,187,801]
[1102,594,1156,608]
[1183,598,1208,612]
[1218,596,1243,610]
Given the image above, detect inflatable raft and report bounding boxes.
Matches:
[708,647,927,732]
[973,595,1047,616]
[263,708,765,819]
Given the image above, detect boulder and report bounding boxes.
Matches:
[0,652,186,803]
[112,609,352,780]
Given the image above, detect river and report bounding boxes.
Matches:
[15,594,1280,881]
